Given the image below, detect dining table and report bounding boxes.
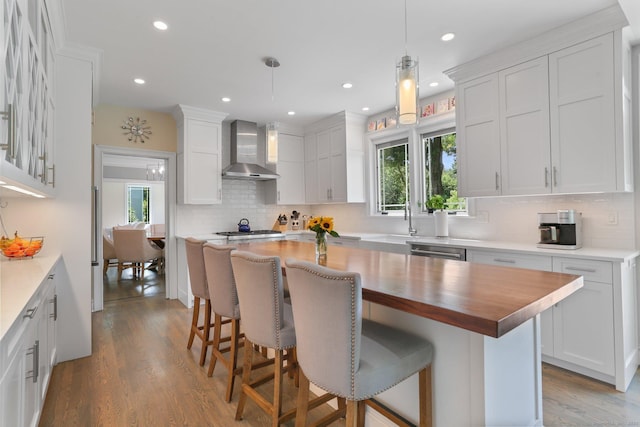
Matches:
[231,239,583,426]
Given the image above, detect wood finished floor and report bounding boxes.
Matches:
[39,269,640,426]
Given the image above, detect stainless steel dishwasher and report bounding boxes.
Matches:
[409,243,467,261]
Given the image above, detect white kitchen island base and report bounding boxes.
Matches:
[357,304,543,427]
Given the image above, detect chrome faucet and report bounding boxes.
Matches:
[404,202,417,236]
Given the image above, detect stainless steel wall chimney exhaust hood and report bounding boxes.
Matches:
[222,120,279,180]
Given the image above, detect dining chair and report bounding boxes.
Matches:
[285,259,434,427]
[230,250,298,427]
[102,231,118,275]
[112,228,164,280]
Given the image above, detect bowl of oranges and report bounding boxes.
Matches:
[0,232,44,259]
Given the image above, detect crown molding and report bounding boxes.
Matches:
[445,4,629,83]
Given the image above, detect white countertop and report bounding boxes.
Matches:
[1,254,60,342]
[177,231,638,263]
[359,234,639,263]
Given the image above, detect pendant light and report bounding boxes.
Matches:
[266,122,278,164]
[265,57,280,163]
[396,0,419,125]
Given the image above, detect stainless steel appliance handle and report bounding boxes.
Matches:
[91,186,99,266]
[411,249,462,259]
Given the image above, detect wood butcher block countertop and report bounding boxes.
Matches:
[234,240,583,338]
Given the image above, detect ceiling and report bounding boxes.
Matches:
[60,0,640,129]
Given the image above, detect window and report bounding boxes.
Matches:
[376,138,409,212]
[421,129,465,212]
[127,185,150,223]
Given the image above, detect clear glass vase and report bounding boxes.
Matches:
[315,232,327,260]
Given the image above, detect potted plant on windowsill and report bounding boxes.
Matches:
[425,195,445,213]
[426,195,449,237]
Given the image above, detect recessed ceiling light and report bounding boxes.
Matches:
[429,82,439,87]
[134,78,145,85]
[221,97,231,102]
[362,107,370,112]
[287,111,296,116]
[441,33,455,42]
[153,21,168,31]
[342,82,353,89]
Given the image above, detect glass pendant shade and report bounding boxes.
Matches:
[266,122,278,163]
[396,55,419,125]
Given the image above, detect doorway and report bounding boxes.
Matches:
[92,145,177,311]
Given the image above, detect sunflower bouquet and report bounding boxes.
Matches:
[307,216,339,258]
[307,216,340,238]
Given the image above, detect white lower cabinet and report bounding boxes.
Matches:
[547,258,616,378]
[0,263,57,427]
[467,249,637,391]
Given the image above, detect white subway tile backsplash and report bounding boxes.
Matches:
[176,180,308,235]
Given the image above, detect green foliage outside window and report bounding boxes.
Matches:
[127,185,150,223]
[377,141,409,211]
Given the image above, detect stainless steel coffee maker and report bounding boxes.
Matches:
[537,209,582,249]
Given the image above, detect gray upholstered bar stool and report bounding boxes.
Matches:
[230,250,298,427]
[184,237,216,366]
[202,242,242,402]
[285,259,435,427]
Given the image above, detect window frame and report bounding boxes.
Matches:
[375,137,410,213]
[126,184,151,224]
[367,112,471,217]
[419,126,463,213]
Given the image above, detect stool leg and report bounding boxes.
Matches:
[419,365,433,427]
[356,401,366,427]
[225,318,240,402]
[199,299,212,365]
[272,349,284,427]
[295,369,310,427]
[346,400,356,427]
[235,338,253,421]
[207,313,223,377]
[187,297,201,349]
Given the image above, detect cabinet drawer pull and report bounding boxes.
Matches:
[50,294,58,321]
[23,305,38,319]
[544,167,549,187]
[1,103,16,159]
[26,340,39,383]
[493,258,516,264]
[565,266,597,273]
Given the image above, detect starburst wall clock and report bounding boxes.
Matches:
[121,116,152,143]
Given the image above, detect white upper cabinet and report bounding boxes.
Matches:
[456,74,501,197]
[304,111,366,204]
[265,132,306,205]
[172,105,228,205]
[499,56,551,195]
[447,6,631,197]
[1,0,56,196]
[549,33,616,193]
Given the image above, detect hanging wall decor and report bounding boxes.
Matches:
[121,116,152,143]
